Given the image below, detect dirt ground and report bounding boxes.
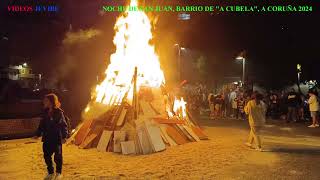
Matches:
[1,117,320,180]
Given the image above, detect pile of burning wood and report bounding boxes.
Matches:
[68,68,207,155]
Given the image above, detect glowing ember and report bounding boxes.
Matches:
[91,0,165,107]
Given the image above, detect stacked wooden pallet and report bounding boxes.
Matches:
[70,89,208,155]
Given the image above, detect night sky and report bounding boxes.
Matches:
[1,0,320,90]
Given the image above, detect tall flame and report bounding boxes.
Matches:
[92,0,165,107]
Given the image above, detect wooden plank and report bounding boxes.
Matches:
[113,131,126,153]
[136,123,153,154]
[121,141,136,155]
[183,125,201,142]
[116,108,127,126]
[176,124,195,142]
[120,123,135,140]
[173,124,191,142]
[79,134,97,149]
[144,124,166,152]
[107,138,114,152]
[97,130,113,152]
[153,117,185,124]
[149,102,161,115]
[186,110,199,126]
[160,131,168,144]
[66,122,82,145]
[191,127,209,140]
[159,126,177,146]
[76,128,91,146]
[110,106,122,129]
[74,119,94,145]
[166,125,188,145]
[140,100,157,117]
[134,133,142,155]
[90,125,104,148]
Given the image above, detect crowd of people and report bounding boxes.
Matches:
[182,83,319,128]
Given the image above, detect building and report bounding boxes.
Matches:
[0,63,38,80]
[0,63,41,89]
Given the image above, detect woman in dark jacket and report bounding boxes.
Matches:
[34,93,68,180]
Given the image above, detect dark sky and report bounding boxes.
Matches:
[1,0,320,89]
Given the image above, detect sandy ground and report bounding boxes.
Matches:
[1,117,320,180]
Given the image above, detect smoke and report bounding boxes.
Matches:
[51,28,102,85]
[62,29,101,46]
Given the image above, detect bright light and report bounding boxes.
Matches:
[173,97,187,119]
[174,44,179,46]
[88,0,165,107]
[23,63,27,67]
[181,47,185,50]
[236,56,244,60]
[297,64,302,71]
[84,106,90,113]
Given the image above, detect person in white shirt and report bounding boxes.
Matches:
[244,92,266,151]
[307,90,319,128]
[229,90,237,118]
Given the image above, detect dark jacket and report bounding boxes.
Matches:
[287,92,300,108]
[36,108,68,144]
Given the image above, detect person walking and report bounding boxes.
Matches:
[34,93,69,180]
[244,93,266,151]
[307,90,319,128]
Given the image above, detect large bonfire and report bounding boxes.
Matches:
[70,0,208,155]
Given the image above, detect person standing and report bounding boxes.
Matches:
[208,93,215,119]
[237,95,245,120]
[231,93,238,119]
[307,90,319,128]
[229,89,237,118]
[244,93,266,151]
[268,92,278,119]
[286,88,299,123]
[34,93,69,180]
[216,93,223,117]
[223,89,230,117]
[298,94,306,121]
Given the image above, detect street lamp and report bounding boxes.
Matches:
[236,56,246,86]
[174,44,185,81]
[297,64,302,93]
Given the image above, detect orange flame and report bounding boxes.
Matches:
[88,0,165,109]
[173,97,187,119]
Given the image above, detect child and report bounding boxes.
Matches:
[34,93,69,180]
